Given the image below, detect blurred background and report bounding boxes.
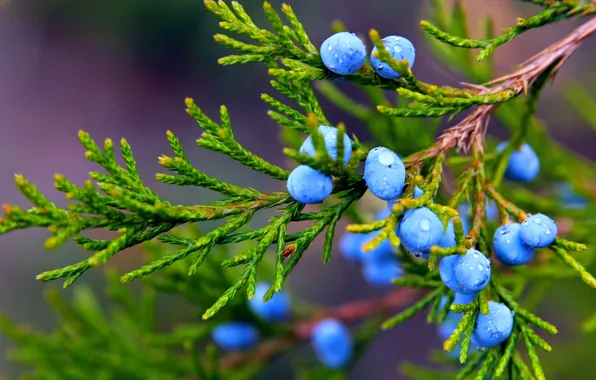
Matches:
[0,0,595,378]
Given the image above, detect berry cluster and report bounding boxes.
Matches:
[320,32,415,78]
[210,282,354,368]
[287,125,352,204]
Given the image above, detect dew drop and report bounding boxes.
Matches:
[534,217,542,225]
[545,229,551,234]
[473,252,479,259]
[377,64,384,70]
[339,58,344,64]
[477,264,484,271]
[500,229,508,235]
[327,45,333,51]
[419,219,431,232]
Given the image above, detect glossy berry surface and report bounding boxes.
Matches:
[287,165,333,204]
[248,282,291,322]
[453,291,477,305]
[519,213,557,248]
[472,301,514,347]
[440,219,457,248]
[339,233,367,263]
[211,322,259,351]
[370,35,416,79]
[320,32,367,75]
[494,223,535,266]
[398,207,443,254]
[364,147,406,200]
[362,258,403,287]
[454,249,491,294]
[439,255,459,291]
[300,125,352,165]
[496,142,540,182]
[311,319,354,368]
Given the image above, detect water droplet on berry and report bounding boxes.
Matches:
[394,45,402,53]
[477,264,484,271]
[419,219,431,232]
[545,229,551,234]
[378,151,395,166]
[534,217,542,225]
[339,58,344,64]
[473,252,479,259]
[506,239,511,244]
[378,64,384,70]
[328,45,333,51]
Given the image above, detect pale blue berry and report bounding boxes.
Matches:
[440,219,457,248]
[387,185,425,211]
[287,165,333,204]
[311,319,353,368]
[437,310,478,359]
[339,233,367,263]
[362,258,403,287]
[320,32,366,75]
[496,142,540,182]
[300,125,353,165]
[519,213,557,248]
[555,182,587,209]
[212,322,259,351]
[248,282,291,322]
[363,230,395,262]
[398,207,444,254]
[454,249,491,295]
[472,301,514,347]
[440,255,459,291]
[370,35,416,79]
[364,147,406,200]
[494,223,535,266]
[454,291,477,306]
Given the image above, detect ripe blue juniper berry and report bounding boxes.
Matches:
[311,319,354,369]
[1,1,595,379]
[370,35,416,79]
[320,32,367,75]
[496,142,541,182]
[212,322,260,351]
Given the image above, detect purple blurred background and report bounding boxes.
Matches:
[0,0,595,378]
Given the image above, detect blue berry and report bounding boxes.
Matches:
[287,165,333,204]
[212,322,259,351]
[454,249,491,294]
[496,142,540,182]
[398,207,444,254]
[311,319,353,368]
[362,258,403,287]
[375,207,392,221]
[440,219,457,248]
[454,291,477,305]
[436,312,478,359]
[459,199,497,222]
[519,213,557,248]
[363,230,395,262]
[339,233,367,263]
[364,147,406,200]
[472,302,514,347]
[370,36,416,79]
[300,125,353,165]
[387,185,425,211]
[440,255,459,291]
[494,223,535,266]
[320,32,366,75]
[248,282,291,322]
[555,182,587,209]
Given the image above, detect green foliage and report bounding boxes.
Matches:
[1,0,596,379]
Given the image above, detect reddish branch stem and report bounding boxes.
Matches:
[220,288,420,368]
